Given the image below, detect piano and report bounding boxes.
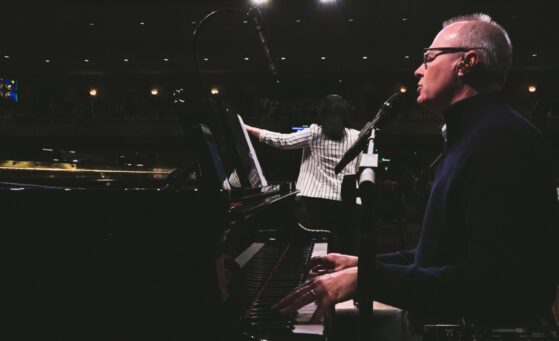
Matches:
[1,95,329,340]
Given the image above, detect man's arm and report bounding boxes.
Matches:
[374,125,558,318]
[376,249,416,266]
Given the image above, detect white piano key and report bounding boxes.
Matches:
[235,242,265,268]
[293,241,329,332]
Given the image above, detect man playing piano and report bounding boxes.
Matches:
[272,13,559,340]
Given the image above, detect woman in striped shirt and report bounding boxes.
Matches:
[245,94,360,254]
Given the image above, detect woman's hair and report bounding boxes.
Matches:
[316,94,352,140]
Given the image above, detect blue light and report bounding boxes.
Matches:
[291,125,309,132]
[0,77,19,102]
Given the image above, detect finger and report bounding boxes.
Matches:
[306,257,323,271]
[308,268,332,277]
[278,290,316,314]
[271,284,311,311]
[310,303,327,323]
[308,261,334,275]
[308,263,326,273]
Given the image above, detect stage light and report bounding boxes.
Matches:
[250,0,269,5]
[210,88,219,95]
[151,88,159,96]
[89,89,97,97]
[400,86,408,93]
[528,85,537,93]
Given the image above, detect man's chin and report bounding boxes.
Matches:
[416,97,436,114]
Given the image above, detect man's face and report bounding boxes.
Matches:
[414,22,466,115]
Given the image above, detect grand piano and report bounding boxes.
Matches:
[1,94,328,340]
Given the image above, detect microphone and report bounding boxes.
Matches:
[334,92,409,174]
[248,8,277,76]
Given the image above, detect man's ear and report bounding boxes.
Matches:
[458,51,478,76]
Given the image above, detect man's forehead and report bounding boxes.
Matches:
[430,22,465,48]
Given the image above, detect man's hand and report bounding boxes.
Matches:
[307,253,358,276]
[272,267,358,322]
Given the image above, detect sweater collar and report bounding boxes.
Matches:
[442,91,504,142]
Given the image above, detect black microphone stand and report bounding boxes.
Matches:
[356,127,379,341]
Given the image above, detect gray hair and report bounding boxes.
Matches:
[443,13,512,85]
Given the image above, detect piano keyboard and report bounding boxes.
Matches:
[294,242,328,325]
[231,240,328,339]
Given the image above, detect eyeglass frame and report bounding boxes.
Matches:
[422,47,491,69]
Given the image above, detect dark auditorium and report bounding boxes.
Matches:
[1,0,558,340]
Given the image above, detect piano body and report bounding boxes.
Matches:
[1,95,328,340]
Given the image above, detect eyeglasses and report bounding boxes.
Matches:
[423,47,487,69]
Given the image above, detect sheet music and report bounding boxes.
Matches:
[237,114,268,187]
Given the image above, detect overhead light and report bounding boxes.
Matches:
[244,57,250,61]
[89,88,97,97]
[123,58,129,62]
[250,0,269,5]
[400,86,408,93]
[348,18,354,22]
[402,18,408,22]
[140,21,145,26]
[281,57,286,61]
[88,22,95,26]
[320,0,337,3]
[191,21,197,25]
[203,57,209,62]
[404,55,410,59]
[210,88,219,95]
[531,53,538,57]
[321,56,326,60]
[3,55,9,59]
[151,88,159,96]
[45,59,51,63]
[242,20,248,24]
[163,58,169,62]
[84,59,90,63]
[362,56,368,60]
[295,19,302,23]
[528,85,537,93]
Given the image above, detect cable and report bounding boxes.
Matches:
[192,8,244,95]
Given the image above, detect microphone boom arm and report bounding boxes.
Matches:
[334,92,406,174]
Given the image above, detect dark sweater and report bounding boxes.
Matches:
[374,92,559,329]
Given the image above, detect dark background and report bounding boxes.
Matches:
[1,0,558,180]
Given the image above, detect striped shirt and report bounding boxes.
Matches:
[259,123,360,201]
